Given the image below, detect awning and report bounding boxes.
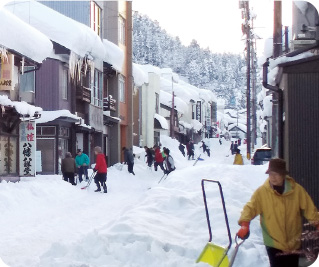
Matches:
[36,110,80,124]
[154,113,168,130]
[103,114,120,127]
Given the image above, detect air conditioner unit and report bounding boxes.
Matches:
[291,39,317,51]
[291,25,319,51]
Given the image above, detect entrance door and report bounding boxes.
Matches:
[37,138,55,174]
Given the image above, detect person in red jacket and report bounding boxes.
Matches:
[153,145,165,172]
[93,146,107,193]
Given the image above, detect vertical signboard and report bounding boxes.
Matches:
[19,121,36,176]
[196,101,201,122]
[0,54,14,91]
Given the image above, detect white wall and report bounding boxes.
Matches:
[141,72,160,147]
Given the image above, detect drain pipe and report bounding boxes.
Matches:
[262,58,283,158]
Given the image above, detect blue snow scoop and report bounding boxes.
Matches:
[196,179,244,267]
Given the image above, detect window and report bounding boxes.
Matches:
[155,93,159,113]
[90,1,101,36]
[119,75,125,103]
[81,70,90,88]
[61,68,68,100]
[20,66,35,92]
[92,69,103,107]
[59,127,69,138]
[119,16,126,45]
[192,104,195,119]
[36,126,56,136]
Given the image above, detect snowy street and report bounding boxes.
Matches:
[1,137,273,267]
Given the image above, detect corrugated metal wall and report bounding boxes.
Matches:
[40,1,90,26]
[287,72,319,207]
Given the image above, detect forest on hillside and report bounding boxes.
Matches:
[132,12,256,109]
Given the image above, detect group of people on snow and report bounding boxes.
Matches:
[143,145,176,175]
[61,147,108,193]
[62,137,319,267]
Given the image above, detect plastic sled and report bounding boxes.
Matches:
[196,179,232,267]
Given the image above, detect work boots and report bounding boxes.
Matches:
[103,184,107,193]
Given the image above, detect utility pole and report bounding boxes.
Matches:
[273,1,282,58]
[272,1,282,156]
[244,1,251,160]
[251,17,257,152]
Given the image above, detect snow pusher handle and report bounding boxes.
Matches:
[228,235,245,267]
[201,179,232,252]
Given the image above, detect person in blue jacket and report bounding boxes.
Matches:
[75,149,90,182]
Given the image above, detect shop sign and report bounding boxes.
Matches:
[19,121,36,176]
[196,101,201,122]
[0,54,14,91]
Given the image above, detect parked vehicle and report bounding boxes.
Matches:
[251,147,272,165]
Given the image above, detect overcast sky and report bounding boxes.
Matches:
[132,0,296,55]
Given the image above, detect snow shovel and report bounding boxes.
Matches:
[81,171,96,190]
[196,179,232,267]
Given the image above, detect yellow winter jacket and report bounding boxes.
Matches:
[233,154,244,165]
[238,176,319,251]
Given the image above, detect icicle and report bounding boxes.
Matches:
[21,57,25,75]
[0,46,8,62]
[69,51,83,82]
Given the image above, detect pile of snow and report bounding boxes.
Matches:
[0,94,42,117]
[159,90,188,114]
[5,0,105,60]
[133,63,149,86]
[1,136,317,267]
[36,110,81,124]
[0,8,53,63]
[154,113,168,130]
[103,39,124,72]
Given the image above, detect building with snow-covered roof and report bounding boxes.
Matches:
[3,0,133,173]
[133,65,218,145]
[132,64,169,147]
[0,8,54,178]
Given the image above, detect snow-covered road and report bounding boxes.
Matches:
[0,137,293,267]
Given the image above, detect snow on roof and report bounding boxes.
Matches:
[228,122,247,133]
[0,94,42,117]
[36,110,80,124]
[179,120,192,129]
[5,0,105,60]
[262,95,272,117]
[160,77,200,103]
[191,119,203,132]
[160,68,179,82]
[0,8,53,63]
[133,63,148,86]
[136,64,162,75]
[266,51,314,86]
[159,90,187,114]
[199,88,218,103]
[103,39,124,72]
[154,113,168,130]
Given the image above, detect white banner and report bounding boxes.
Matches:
[19,121,36,176]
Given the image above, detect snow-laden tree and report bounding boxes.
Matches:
[132,12,255,109]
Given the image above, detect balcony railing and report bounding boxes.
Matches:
[103,95,116,112]
[76,85,91,103]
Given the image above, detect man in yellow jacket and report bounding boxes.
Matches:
[237,158,319,267]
